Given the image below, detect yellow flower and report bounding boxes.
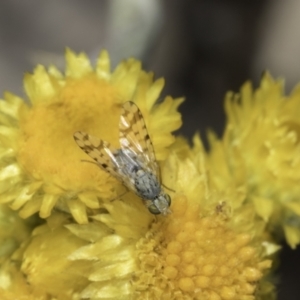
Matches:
[0,50,277,299]
[0,49,183,224]
[208,72,300,248]
[0,204,39,299]
[6,138,276,300]
[0,204,34,264]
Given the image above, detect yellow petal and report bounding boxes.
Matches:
[283,225,300,249]
[10,185,37,210]
[39,194,59,218]
[78,192,100,209]
[252,196,274,222]
[96,50,111,80]
[66,199,88,224]
[0,164,21,181]
[19,196,43,218]
[284,201,300,216]
[65,48,92,78]
[24,65,57,104]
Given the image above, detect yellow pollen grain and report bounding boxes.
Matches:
[243,267,262,281]
[188,241,197,249]
[206,254,218,265]
[221,278,232,287]
[164,266,178,279]
[207,229,217,239]
[184,205,200,220]
[184,221,197,231]
[167,221,182,235]
[238,246,255,261]
[195,230,205,242]
[178,277,195,292]
[225,242,238,254]
[182,251,195,263]
[172,196,187,216]
[176,231,190,243]
[240,282,256,295]
[211,276,224,287]
[199,217,212,228]
[228,232,236,239]
[259,260,272,269]
[227,256,239,267]
[167,241,183,254]
[220,286,236,299]
[166,254,181,266]
[235,233,251,247]
[195,275,210,288]
[196,256,205,267]
[182,264,197,277]
[215,254,227,265]
[207,291,222,300]
[214,240,224,253]
[218,266,231,276]
[202,264,217,276]
[145,255,158,267]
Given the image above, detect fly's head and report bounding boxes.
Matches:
[147,192,171,215]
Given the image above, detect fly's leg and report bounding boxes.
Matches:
[162,183,175,193]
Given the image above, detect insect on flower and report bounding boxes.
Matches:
[73,101,171,215]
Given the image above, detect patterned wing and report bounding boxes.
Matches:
[73,131,123,180]
[74,131,140,193]
[119,101,159,177]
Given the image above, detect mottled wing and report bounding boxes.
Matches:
[73,131,122,180]
[119,101,159,177]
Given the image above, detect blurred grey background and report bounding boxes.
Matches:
[0,0,299,298]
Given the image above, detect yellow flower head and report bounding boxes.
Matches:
[0,49,182,223]
[12,138,276,300]
[0,204,34,264]
[208,72,300,248]
[0,50,277,300]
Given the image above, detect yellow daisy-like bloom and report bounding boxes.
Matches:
[207,72,300,248]
[0,204,38,299]
[0,49,182,224]
[0,204,34,264]
[0,50,277,299]
[6,138,276,300]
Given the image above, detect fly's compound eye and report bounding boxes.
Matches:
[147,203,161,215]
[165,194,171,206]
[147,194,171,215]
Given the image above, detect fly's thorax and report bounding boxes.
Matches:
[147,192,171,215]
[134,169,161,200]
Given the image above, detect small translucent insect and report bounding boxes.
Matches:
[73,101,171,215]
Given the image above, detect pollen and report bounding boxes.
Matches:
[134,195,271,299]
[18,76,120,192]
